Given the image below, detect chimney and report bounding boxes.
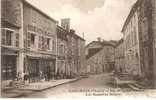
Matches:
[97,37,101,42]
[70,29,75,34]
[61,18,70,32]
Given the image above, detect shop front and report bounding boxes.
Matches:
[1,48,18,86]
[25,54,56,83]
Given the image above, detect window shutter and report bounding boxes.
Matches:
[27,32,31,48]
[15,33,19,47]
[2,29,6,45]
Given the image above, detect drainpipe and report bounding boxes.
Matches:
[55,26,58,79]
[18,1,24,80]
[0,0,2,91]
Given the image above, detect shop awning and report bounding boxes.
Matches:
[26,54,56,60]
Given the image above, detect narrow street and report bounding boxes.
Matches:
[19,73,133,98]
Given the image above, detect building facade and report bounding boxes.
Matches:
[1,0,86,86]
[56,26,68,79]
[137,0,156,87]
[122,0,156,88]
[114,39,125,73]
[1,0,57,85]
[86,40,115,74]
[1,0,23,86]
[121,2,142,77]
[23,1,58,82]
[77,37,86,75]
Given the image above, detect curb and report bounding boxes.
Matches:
[128,84,144,91]
[12,78,82,98]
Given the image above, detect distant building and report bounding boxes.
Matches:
[114,39,125,73]
[86,40,115,74]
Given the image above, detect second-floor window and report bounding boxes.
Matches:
[31,34,35,45]
[28,32,36,48]
[52,40,55,51]
[2,28,19,47]
[46,38,50,50]
[6,30,12,45]
[38,36,52,51]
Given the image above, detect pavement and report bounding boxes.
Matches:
[1,78,80,98]
[2,73,156,98]
[17,73,133,98]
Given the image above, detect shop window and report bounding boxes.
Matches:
[1,56,16,80]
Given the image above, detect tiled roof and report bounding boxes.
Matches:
[86,48,103,59]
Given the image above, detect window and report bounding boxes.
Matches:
[143,17,148,42]
[28,32,36,48]
[46,38,50,50]
[31,34,35,45]
[52,40,55,51]
[1,28,15,46]
[38,36,42,49]
[6,30,12,45]
[60,44,64,54]
[15,33,19,47]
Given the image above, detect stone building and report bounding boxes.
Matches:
[67,29,86,78]
[121,2,142,77]
[86,40,115,74]
[1,0,86,85]
[58,19,86,78]
[1,0,58,85]
[56,26,68,79]
[23,1,58,82]
[77,37,86,75]
[137,0,156,87]
[122,0,156,88]
[114,39,125,73]
[1,0,22,86]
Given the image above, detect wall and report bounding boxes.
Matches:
[123,6,141,77]
[23,2,57,54]
[115,40,125,73]
[87,45,115,74]
[1,0,21,27]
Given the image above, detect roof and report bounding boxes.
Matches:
[23,0,58,24]
[57,25,68,40]
[102,40,117,47]
[86,41,103,48]
[86,40,116,49]
[86,40,117,59]
[74,34,85,41]
[114,39,124,48]
[121,0,139,33]
[69,29,85,41]
[86,48,103,59]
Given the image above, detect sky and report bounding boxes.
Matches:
[27,0,137,44]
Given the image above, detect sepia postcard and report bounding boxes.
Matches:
[0,0,156,99]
